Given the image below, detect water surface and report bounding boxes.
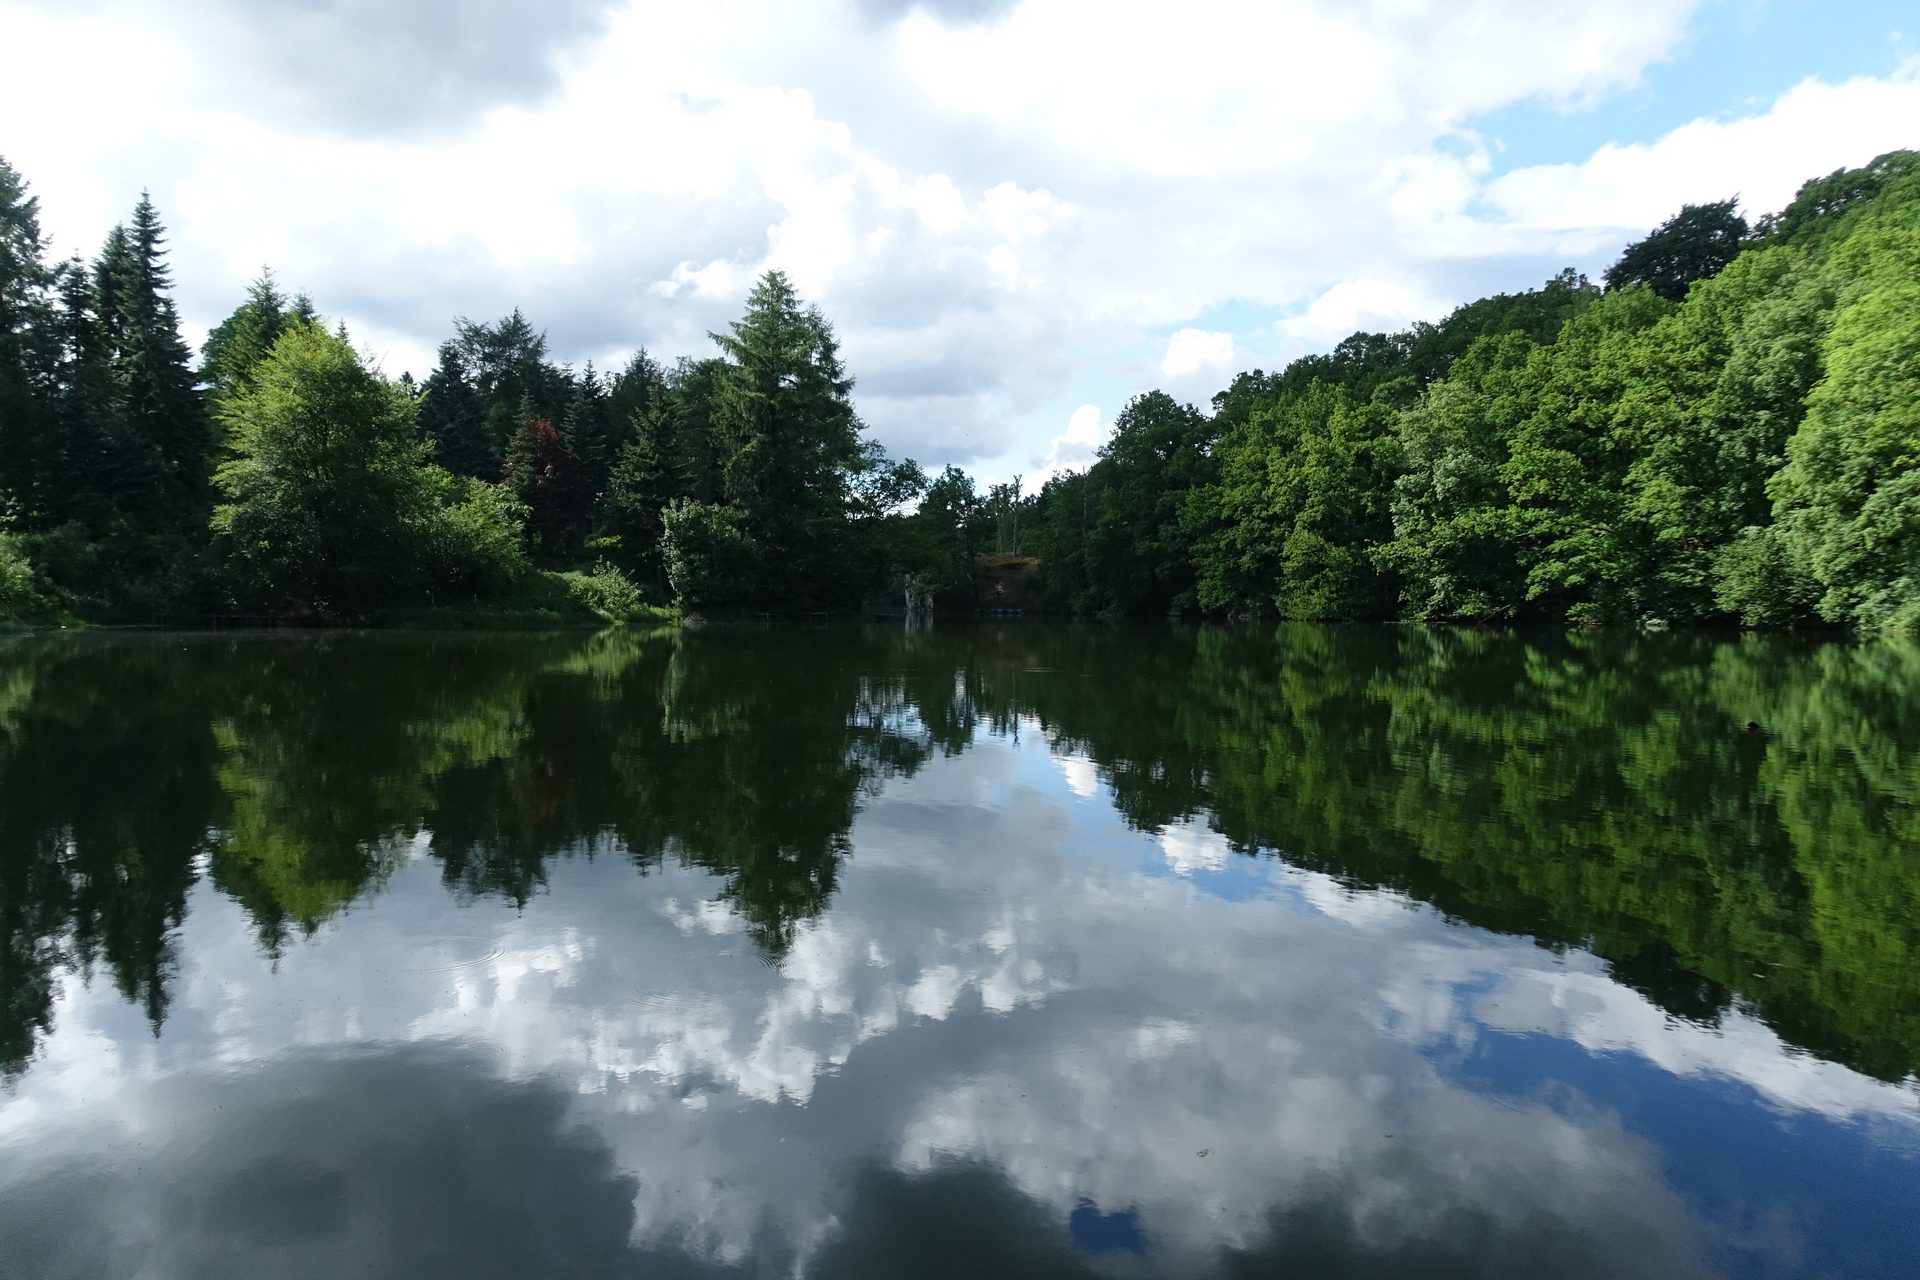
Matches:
[1,624,1916,1278]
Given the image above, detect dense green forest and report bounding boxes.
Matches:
[1,150,1916,626]
[3,625,1914,1081]
[1025,152,1920,629]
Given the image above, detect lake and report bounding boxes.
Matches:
[0,623,1915,1278]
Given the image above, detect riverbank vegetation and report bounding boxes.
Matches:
[1021,152,1920,630]
[1,151,1915,627]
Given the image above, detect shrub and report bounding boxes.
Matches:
[558,561,648,621]
[423,473,531,598]
[0,534,54,624]
[660,500,759,609]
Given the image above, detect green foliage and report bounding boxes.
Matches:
[1194,383,1400,618]
[1765,221,1920,630]
[212,323,462,612]
[707,271,866,605]
[1604,197,1748,301]
[554,560,648,621]
[661,498,760,610]
[5,150,1920,627]
[415,341,494,479]
[0,534,55,624]
[201,270,314,401]
[1032,391,1215,614]
[421,471,532,598]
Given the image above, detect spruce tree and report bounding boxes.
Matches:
[414,341,493,478]
[0,157,60,524]
[202,269,314,401]
[109,195,204,521]
[562,361,613,512]
[708,271,862,600]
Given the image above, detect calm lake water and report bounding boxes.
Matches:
[0,624,1915,1278]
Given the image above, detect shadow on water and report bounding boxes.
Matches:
[0,622,1916,1082]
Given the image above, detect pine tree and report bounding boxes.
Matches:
[708,271,862,599]
[414,341,493,479]
[562,361,613,511]
[202,269,314,401]
[110,195,204,521]
[0,156,61,524]
[603,373,679,582]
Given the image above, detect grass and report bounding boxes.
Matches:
[372,566,675,630]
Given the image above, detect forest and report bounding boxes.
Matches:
[0,149,1916,627]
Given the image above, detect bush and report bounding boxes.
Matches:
[660,499,759,610]
[557,560,647,621]
[422,473,531,598]
[0,534,55,624]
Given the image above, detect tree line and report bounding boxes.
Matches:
[0,158,947,621]
[2,149,1916,625]
[1018,151,1920,630]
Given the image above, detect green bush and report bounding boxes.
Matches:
[423,473,531,598]
[661,499,759,610]
[557,560,648,621]
[0,534,55,624]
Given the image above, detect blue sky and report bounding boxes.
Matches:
[1,0,1913,484]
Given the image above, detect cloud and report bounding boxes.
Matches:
[1031,403,1109,482]
[0,0,1910,477]
[1484,60,1920,233]
[14,0,618,137]
[1281,278,1458,347]
[1160,327,1237,379]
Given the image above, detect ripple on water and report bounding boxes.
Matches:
[399,936,506,973]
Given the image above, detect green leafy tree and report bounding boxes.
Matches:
[211,323,439,611]
[1067,387,1213,614]
[1605,198,1749,301]
[1765,222,1920,630]
[1382,333,1541,620]
[1192,383,1399,618]
[201,269,315,401]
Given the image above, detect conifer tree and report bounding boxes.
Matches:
[414,341,493,479]
[202,269,315,401]
[102,195,203,521]
[0,157,60,523]
[562,361,613,509]
[708,271,862,599]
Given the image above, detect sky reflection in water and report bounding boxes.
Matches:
[0,625,1915,1278]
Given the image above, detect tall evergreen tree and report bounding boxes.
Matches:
[104,195,203,521]
[0,157,60,524]
[708,271,863,601]
[414,341,493,479]
[562,361,614,510]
